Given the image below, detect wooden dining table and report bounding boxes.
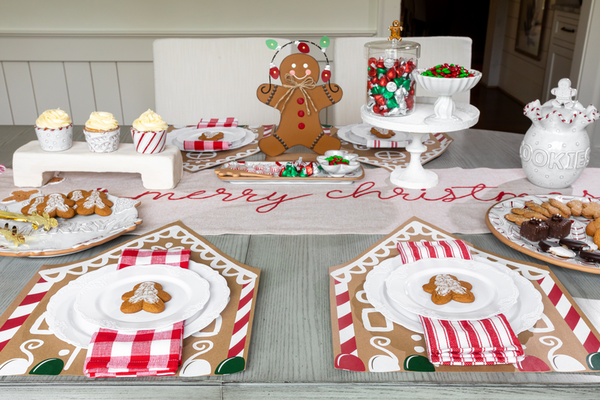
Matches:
[1,125,600,399]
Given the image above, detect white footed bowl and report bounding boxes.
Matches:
[316,150,360,177]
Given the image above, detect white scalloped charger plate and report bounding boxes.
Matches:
[486,194,600,274]
[170,127,252,151]
[47,261,230,348]
[74,265,210,331]
[364,255,543,334]
[385,258,519,321]
[0,194,142,257]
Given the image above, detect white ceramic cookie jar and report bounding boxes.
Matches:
[520,78,598,188]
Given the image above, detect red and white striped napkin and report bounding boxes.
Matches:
[365,139,404,148]
[183,140,230,151]
[83,249,191,378]
[196,117,238,129]
[396,240,524,366]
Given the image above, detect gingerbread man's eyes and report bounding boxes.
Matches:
[303,63,308,68]
[291,63,296,68]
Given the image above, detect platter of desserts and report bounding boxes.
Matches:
[364,255,543,334]
[215,157,364,184]
[486,195,600,273]
[0,190,142,257]
[46,260,230,348]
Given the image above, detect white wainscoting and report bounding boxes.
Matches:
[0,60,154,125]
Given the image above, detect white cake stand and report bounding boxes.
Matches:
[361,102,479,189]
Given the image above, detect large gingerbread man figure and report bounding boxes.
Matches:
[257,53,343,156]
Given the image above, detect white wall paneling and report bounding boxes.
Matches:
[2,62,38,125]
[64,62,97,125]
[29,62,71,118]
[117,62,155,125]
[90,62,124,125]
[0,63,13,124]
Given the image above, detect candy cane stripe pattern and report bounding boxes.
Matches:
[0,277,51,352]
[227,280,256,358]
[196,117,238,129]
[433,132,448,144]
[131,129,167,154]
[538,276,600,353]
[335,279,358,357]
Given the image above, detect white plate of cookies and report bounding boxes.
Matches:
[0,190,142,257]
[486,195,600,274]
[169,127,252,151]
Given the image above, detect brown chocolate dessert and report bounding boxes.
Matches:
[580,250,600,263]
[547,215,572,239]
[520,218,549,241]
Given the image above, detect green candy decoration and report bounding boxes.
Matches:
[394,77,405,87]
[215,356,246,375]
[320,36,330,48]
[29,358,64,375]
[377,67,387,76]
[387,97,399,109]
[402,79,411,90]
[281,164,299,177]
[403,355,435,372]
[266,39,278,50]
[383,90,395,99]
[370,86,385,96]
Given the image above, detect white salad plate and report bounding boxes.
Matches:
[364,255,543,334]
[47,261,229,347]
[74,264,210,331]
[0,194,141,257]
[169,127,252,151]
[385,258,519,321]
[351,123,412,143]
[336,124,427,148]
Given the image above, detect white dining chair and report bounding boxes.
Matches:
[153,38,291,126]
[331,36,473,126]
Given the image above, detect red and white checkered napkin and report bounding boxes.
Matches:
[396,240,524,366]
[365,139,403,148]
[196,117,238,129]
[183,140,230,151]
[83,249,191,378]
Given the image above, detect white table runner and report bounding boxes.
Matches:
[1,167,598,236]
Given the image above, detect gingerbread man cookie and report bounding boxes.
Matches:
[2,190,40,204]
[370,127,396,139]
[37,193,75,219]
[121,281,172,314]
[21,195,46,215]
[422,274,475,305]
[257,52,343,156]
[198,131,224,141]
[75,190,113,216]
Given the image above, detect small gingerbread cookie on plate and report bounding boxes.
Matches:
[121,281,172,314]
[37,193,76,219]
[422,274,475,305]
[369,127,396,139]
[198,131,224,141]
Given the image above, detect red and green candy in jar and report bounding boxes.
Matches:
[367,57,416,116]
[421,63,474,78]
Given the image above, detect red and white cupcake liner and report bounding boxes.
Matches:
[131,128,167,154]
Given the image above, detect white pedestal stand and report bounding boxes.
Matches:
[361,102,480,189]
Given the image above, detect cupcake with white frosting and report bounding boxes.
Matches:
[34,108,73,151]
[83,111,120,152]
[131,109,168,154]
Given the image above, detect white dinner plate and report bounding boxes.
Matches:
[169,127,252,151]
[385,258,519,321]
[74,265,210,331]
[364,255,543,334]
[351,123,412,143]
[47,261,230,348]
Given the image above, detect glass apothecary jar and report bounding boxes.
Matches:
[365,39,420,117]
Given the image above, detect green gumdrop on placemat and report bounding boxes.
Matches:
[215,356,245,375]
[403,355,435,372]
[29,358,64,375]
[587,352,600,370]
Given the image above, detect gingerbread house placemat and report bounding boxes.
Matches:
[176,125,272,173]
[332,127,453,171]
[329,217,600,373]
[0,221,260,377]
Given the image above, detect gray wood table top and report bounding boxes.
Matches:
[1,126,600,399]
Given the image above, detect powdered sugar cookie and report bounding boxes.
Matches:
[121,281,171,314]
[37,193,75,219]
[75,190,113,216]
[422,274,475,305]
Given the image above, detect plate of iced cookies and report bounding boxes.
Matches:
[486,195,600,273]
[0,189,141,257]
